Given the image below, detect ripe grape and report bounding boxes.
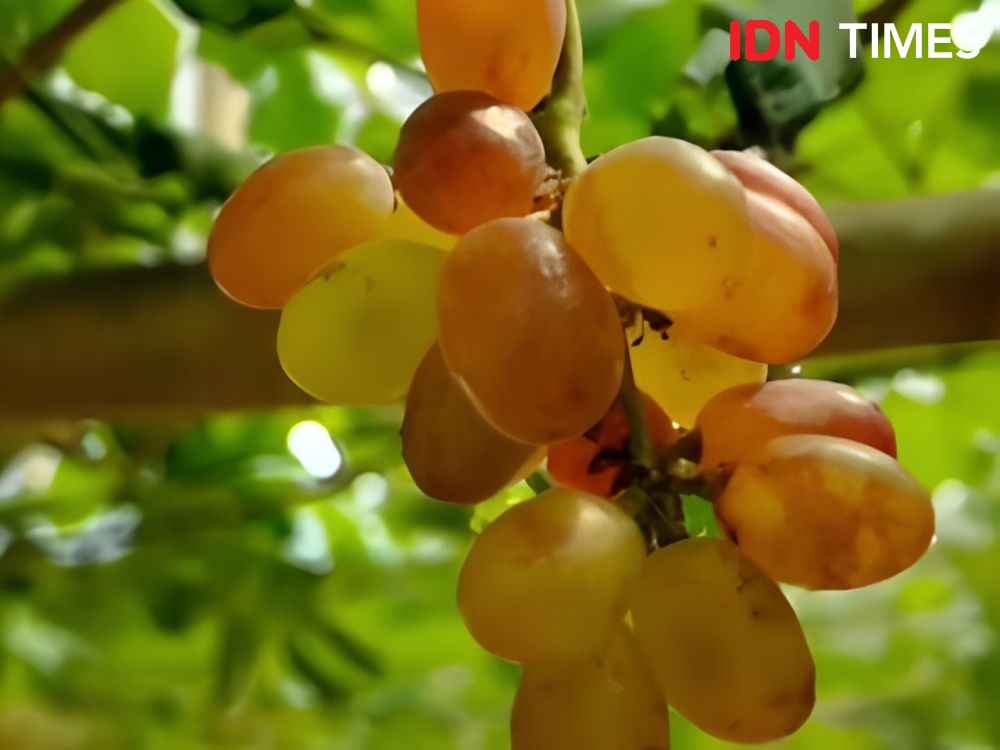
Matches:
[716,435,934,591]
[439,218,625,445]
[563,137,751,313]
[458,488,646,664]
[208,146,395,309]
[512,626,671,750]
[277,240,444,405]
[393,92,548,235]
[670,191,839,364]
[627,324,767,429]
[402,344,544,505]
[378,196,455,250]
[712,149,839,261]
[697,379,897,469]
[548,393,678,498]
[417,0,566,111]
[631,538,815,744]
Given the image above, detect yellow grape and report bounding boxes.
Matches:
[402,344,544,505]
[277,240,444,405]
[670,191,839,364]
[697,379,897,470]
[439,218,625,444]
[631,538,815,744]
[458,488,646,664]
[208,146,394,309]
[512,626,670,750]
[417,0,566,111]
[377,196,455,250]
[627,323,767,429]
[394,92,548,235]
[716,435,935,591]
[712,149,839,261]
[563,137,751,313]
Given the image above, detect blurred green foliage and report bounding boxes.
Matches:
[0,0,998,748]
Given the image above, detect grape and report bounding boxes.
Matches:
[712,149,839,261]
[417,0,566,111]
[277,240,444,405]
[631,538,815,743]
[402,344,544,505]
[697,379,897,469]
[548,393,678,498]
[458,488,646,663]
[378,196,455,250]
[393,92,549,235]
[716,435,934,591]
[208,146,395,309]
[512,626,670,750]
[670,191,839,364]
[563,137,751,313]
[627,324,767,429]
[439,218,625,444]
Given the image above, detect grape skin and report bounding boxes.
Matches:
[563,137,752,314]
[439,218,625,445]
[716,435,935,591]
[512,626,670,750]
[417,0,566,111]
[628,324,767,429]
[712,149,839,261]
[277,240,444,405]
[670,191,839,365]
[393,91,548,235]
[378,196,455,250]
[208,146,395,310]
[697,379,898,469]
[631,538,815,744]
[458,488,646,664]
[402,344,543,505]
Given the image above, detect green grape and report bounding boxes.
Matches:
[512,626,671,750]
[627,323,767,429]
[393,91,548,235]
[402,344,544,505]
[277,240,445,405]
[716,435,934,590]
[563,137,751,313]
[208,146,395,309]
[458,488,646,664]
[631,538,815,744]
[439,218,625,444]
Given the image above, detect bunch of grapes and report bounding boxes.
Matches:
[207,1,935,746]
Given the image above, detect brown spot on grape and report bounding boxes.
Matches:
[708,235,719,248]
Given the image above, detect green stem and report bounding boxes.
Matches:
[532,0,588,177]
[620,352,655,471]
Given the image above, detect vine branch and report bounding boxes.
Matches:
[0,0,125,107]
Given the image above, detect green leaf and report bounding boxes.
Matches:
[62,0,179,120]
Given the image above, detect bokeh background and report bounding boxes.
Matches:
[0,0,998,748]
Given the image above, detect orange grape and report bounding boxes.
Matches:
[512,626,671,750]
[458,488,646,663]
[277,240,444,405]
[548,393,678,498]
[712,149,839,261]
[402,344,544,505]
[670,191,838,364]
[563,137,751,313]
[393,91,548,235]
[631,538,815,743]
[627,323,767,429]
[208,146,394,309]
[697,379,897,469]
[716,435,935,590]
[439,218,625,445]
[417,0,566,111]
